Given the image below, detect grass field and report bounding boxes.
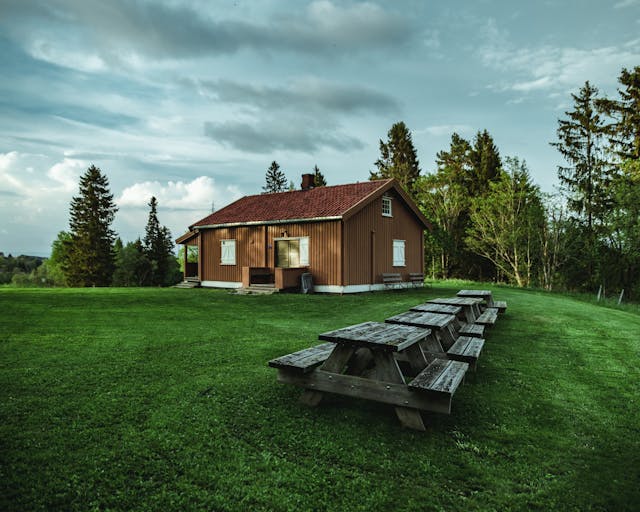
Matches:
[1,283,639,511]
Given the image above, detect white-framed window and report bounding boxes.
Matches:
[382,196,392,217]
[220,239,236,265]
[275,237,309,268]
[393,239,405,267]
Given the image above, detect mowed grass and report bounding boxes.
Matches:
[0,283,639,511]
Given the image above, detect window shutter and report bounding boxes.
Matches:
[393,240,405,266]
[300,237,309,266]
[221,240,236,265]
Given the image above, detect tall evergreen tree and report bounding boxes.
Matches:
[551,81,611,289]
[312,165,327,187]
[597,66,640,161]
[470,129,502,195]
[143,197,178,286]
[552,81,610,229]
[65,165,117,286]
[263,161,288,193]
[370,121,421,194]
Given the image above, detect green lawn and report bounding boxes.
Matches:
[1,283,638,511]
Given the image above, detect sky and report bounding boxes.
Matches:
[1,0,639,256]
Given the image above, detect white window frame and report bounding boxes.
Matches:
[382,196,393,217]
[274,236,310,268]
[220,239,236,265]
[393,239,405,267]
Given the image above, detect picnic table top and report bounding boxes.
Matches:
[386,311,456,330]
[411,303,462,315]
[457,290,492,299]
[427,297,483,306]
[318,321,430,352]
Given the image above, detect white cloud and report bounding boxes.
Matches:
[614,0,639,8]
[478,20,640,96]
[47,158,86,192]
[117,176,242,211]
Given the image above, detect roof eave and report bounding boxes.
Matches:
[194,215,343,230]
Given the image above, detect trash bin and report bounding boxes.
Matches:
[301,272,313,294]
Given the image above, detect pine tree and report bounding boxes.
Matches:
[370,121,421,194]
[263,161,288,193]
[143,196,177,286]
[597,66,640,161]
[65,165,118,286]
[312,165,327,187]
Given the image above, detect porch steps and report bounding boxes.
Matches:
[174,279,201,289]
[236,284,278,295]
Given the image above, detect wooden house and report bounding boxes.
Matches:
[176,175,429,293]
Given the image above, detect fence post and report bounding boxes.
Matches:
[618,289,624,305]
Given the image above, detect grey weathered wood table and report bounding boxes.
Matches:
[421,297,483,323]
[269,321,468,431]
[456,289,508,313]
[385,311,485,370]
[387,310,458,348]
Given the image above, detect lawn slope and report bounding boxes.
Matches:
[0,284,638,511]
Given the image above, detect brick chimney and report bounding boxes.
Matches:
[301,173,315,191]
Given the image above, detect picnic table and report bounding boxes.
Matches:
[269,321,469,431]
[457,290,507,313]
[422,297,483,323]
[385,311,485,369]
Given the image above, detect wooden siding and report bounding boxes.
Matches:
[199,220,342,285]
[343,190,424,285]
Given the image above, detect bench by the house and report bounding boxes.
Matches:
[409,273,425,287]
[475,307,499,326]
[382,273,404,289]
[408,359,469,413]
[268,343,335,373]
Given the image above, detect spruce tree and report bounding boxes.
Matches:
[65,165,118,286]
[312,165,327,187]
[263,161,288,193]
[470,129,502,195]
[597,66,640,161]
[552,81,610,289]
[370,121,421,195]
[552,81,610,229]
[143,196,176,286]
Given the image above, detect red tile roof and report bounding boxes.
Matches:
[191,179,394,228]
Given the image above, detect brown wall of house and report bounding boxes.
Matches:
[343,191,424,285]
[199,220,342,285]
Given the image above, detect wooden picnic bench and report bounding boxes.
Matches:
[385,311,485,370]
[475,307,499,326]
[269,321,469,430]
[457,290,507,313]
[382,272,404,289]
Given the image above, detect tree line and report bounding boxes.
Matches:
[372,65,640,299]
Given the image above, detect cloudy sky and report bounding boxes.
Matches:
[1,0,639,256]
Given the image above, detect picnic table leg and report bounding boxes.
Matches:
[299,344,356,407]
[372,351,426,431]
